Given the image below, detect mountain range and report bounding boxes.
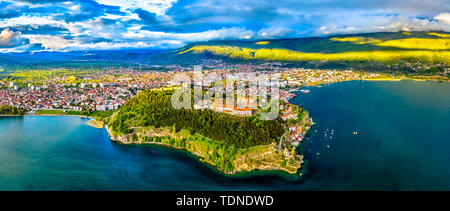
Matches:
[1,31,449,73]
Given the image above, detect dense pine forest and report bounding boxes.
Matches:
[109,90,284,148]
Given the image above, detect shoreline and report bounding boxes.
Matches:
[284,75,449,89]
[0,114,93,118]
[105,125,303,177]
[87,119,104,129]
[0,114,103,129]
[110,137,303,180]
[285,77,449,93]
[3,79,445,179]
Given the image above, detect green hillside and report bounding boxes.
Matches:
[155,31,450,72]
[106,89,303,174]
[108,89,284,148]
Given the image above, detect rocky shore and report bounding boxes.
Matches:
[105,125,303,175]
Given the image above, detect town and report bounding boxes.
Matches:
[0,65,383,147]
[0,69,173,112]
[0,65,381,114]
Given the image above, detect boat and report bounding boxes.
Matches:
[299,89,311,94]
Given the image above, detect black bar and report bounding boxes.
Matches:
[0,191,448,209]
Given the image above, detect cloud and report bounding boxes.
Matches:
[257,27,294,39]
[0,15,67,29]
[0,28,27,47]
[434,13,450,24]
[122,27,292,43]
[0,0,449,52]
[134,8,158,24]
[316,14,450,35]
[93,0,177,15]
[0,1,23,19]
[23,34,75,50]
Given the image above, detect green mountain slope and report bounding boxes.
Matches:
[154,31,450,72]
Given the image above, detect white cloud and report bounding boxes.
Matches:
[0,28,24,47]
[257,27,294,39]
[101,13,140,21]
[94,0,178,15]
[434,13,450,24]
[23,34,76,50]
[316,14,450,35]
[60,41,156,51]
[0,15,68,29]
[1,0,449,52]
[122,27,293,43]
[17,34,179,51]
[122,27,256,42]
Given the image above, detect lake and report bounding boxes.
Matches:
[0,80,449,190]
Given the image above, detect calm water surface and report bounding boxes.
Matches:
[0,80,449,190]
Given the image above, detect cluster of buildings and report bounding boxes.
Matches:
[280,89,297,102]
[401,62,449,73]
[0,66,381,115]
[282,68,380,86]
[0,70,175,112]
[281,103,311,146]
[279,89,313,145]
[0,83,129,111]
[287,125,307,146]
[280,102,300,121]
[194,98,254,116]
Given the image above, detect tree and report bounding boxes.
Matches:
[108,90,284,148]
[0,105,24,115]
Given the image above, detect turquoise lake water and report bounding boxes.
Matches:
[0,80,449,190]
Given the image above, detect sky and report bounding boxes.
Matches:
[0,0,449,52]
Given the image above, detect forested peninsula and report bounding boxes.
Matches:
[106,90,308,175]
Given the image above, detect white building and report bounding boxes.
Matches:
[96,105,107,111]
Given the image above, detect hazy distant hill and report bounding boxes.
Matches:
[158,31,450,72]
[0,49,166,68]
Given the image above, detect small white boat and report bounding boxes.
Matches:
[299,89,311,94]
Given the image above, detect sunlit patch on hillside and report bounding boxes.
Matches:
[374,38,450,50]
[402,32,411,35]
[255,41,270,45]
[180,45,450,63]
[427,32,450,38]
[330,37,382,44]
